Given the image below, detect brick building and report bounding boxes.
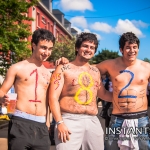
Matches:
[29,1,73,40]
[28,0,76,69]
[0,0,77,70]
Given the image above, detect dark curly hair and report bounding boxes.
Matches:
[75,32,99,55]
[31,28,55,52]
[119,32,140,50]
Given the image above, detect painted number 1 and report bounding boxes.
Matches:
[29,69,41,103]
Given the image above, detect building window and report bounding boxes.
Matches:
[37,12,40,27]
[56,30,59,41]
[42,16,46,24]
[48,22,50,31]
[51,25,53,33]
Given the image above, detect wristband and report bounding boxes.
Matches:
[56,120,64,126]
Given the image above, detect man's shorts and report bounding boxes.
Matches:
[8,116,50,150]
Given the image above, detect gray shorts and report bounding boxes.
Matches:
[55,113,104,150]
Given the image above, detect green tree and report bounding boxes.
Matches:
[90,49,120,64]
[143,58,150,63]
[0,0,39,75]
[48,37,76,62]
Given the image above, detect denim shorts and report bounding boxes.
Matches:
[105,115,150,150]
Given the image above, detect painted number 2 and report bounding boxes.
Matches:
[118,70,137,98]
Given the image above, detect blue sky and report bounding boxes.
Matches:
[52,0,150,60]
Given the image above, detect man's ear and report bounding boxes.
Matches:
[32,43,36,51]
[120,48,123,54]
[75,48,78,55]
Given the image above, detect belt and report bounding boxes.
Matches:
[112,110,148,119]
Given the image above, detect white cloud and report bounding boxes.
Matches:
[72,26,82,33]
[59,0,93,12]
[83,29,91,32]
[94,33,102,40]
[90,22,113,33]
[70,16,88,29]
[131,20,149,28]
[82,29,102,40]
[72,27,101,40]
[114,19,144,37]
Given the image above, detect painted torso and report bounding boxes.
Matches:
[58,63,100,115]
[107,58,149,114]
[14,60,51,116]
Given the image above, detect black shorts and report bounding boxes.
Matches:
[8,116,50,150]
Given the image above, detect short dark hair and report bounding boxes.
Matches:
[119,32,140,49]
[31,28,55,52]
[75,32,99,55]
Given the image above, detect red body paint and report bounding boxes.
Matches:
[29,69,41,103]
[53,73,61,90]
[72,79,78,86]
[95,81,99,87]
[29,100,41,102]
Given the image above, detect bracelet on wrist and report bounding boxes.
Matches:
[56,120,64,126]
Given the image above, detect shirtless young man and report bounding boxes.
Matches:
[0,29,55,150]
[96,32,150,150]
[49,32,112,150]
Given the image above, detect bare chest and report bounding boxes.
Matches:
[111,69,148,87]
[15,68,51,88]
[64,69,100,94]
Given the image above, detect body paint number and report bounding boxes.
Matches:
[118,70,137,98]
[29,69,41,103]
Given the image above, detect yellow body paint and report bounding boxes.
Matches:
[74,72,94,105]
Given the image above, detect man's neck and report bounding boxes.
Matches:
[121,57,137,67]
[73,57,90,67]
[28,56,43,67]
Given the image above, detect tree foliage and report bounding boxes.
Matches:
[143,58,150,63]
[90,49,120,64]
[0,0,39,75]
[48,37,76,62]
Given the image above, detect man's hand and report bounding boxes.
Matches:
[57,123,71,143]
[55,57,69,66]
[0,94,10,106]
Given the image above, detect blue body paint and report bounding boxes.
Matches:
[118,70,137,98]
